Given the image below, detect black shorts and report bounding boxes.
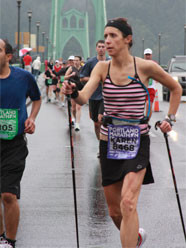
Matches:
[51,78,58,86]
[45,79,52,87]
[89,99,104,122]
[0,134,29,198]
[99,135,154,187]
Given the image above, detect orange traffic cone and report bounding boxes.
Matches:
[154,89,159,112]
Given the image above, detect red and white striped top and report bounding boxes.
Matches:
[100,61,149,136]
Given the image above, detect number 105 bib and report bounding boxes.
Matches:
[0,108,18,140]
[107,125,141,160]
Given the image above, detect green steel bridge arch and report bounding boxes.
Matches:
[48,0,107,60]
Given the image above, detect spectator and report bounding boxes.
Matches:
[32,56,41,81]
[23,52,32,73]
[144,48,157,119]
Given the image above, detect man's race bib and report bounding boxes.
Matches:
[60,75,65,82]
[107,125,141,160]
[48,78,52,85]
[0,109,18,140]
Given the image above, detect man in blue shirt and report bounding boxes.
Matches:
[80,40,107,155]
[0,39,41,248]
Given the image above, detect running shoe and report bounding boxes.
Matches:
[0,244,13,248]
[0,234,6,240]
[0,238,13,248]
[71,118,75,127]
[75,123,80,131]
[46,97,51,103]
[136,228,147,247]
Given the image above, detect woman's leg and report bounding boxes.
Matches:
[103,181,123,230]
[48,85,53,100]
[120,169,146,248]
[75,104,82,124]
[60,88,65,106]
[71,99,76,121]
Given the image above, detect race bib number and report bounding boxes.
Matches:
[107,125,141,160]
[0,109,18,140]
[48,78,52,85]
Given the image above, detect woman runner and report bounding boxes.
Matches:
[62,17,182,247]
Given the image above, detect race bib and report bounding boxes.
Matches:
[48,78,52,85]
[0,108,18,140]
[107,125,141,160]
[60,75,65,82]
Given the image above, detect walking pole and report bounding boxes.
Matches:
[155,121,186,243]
[67,88,80,248]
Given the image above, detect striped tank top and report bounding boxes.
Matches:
[100,57,149,136]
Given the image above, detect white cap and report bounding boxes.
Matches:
[144,48,152,55]
[55,60,59,63]
[68,55,75,60]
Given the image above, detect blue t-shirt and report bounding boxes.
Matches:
[80,57,103,100]
[0,66,41,136]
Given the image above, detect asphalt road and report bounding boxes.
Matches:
[16,84,186,248]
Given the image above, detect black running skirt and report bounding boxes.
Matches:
[99,135,154,187]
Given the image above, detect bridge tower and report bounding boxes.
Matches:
[91,0,107,44]
[48,0,107,60]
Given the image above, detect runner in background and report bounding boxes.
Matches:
[44,59,48,71]
[64,56,83,131]
[50,57,74,107]
[48,59,54,70]
[144,48,157,119]
[80,40,108,156]
[59,60,68,107]
[52,60,62,103]
[44,63,53,102]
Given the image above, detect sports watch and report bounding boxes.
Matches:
[167,114,176,122]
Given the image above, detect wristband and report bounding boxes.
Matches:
[71,89,79,99]
[164,118,173,127]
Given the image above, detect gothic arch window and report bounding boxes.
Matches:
[70,15,77,28]
[79,19,84,28]
[63,18,68,28]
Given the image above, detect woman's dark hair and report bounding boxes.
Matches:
[105,17,133,48]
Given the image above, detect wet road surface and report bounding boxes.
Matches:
[16,79,186,248]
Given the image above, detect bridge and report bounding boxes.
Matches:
[48,0,107,60]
